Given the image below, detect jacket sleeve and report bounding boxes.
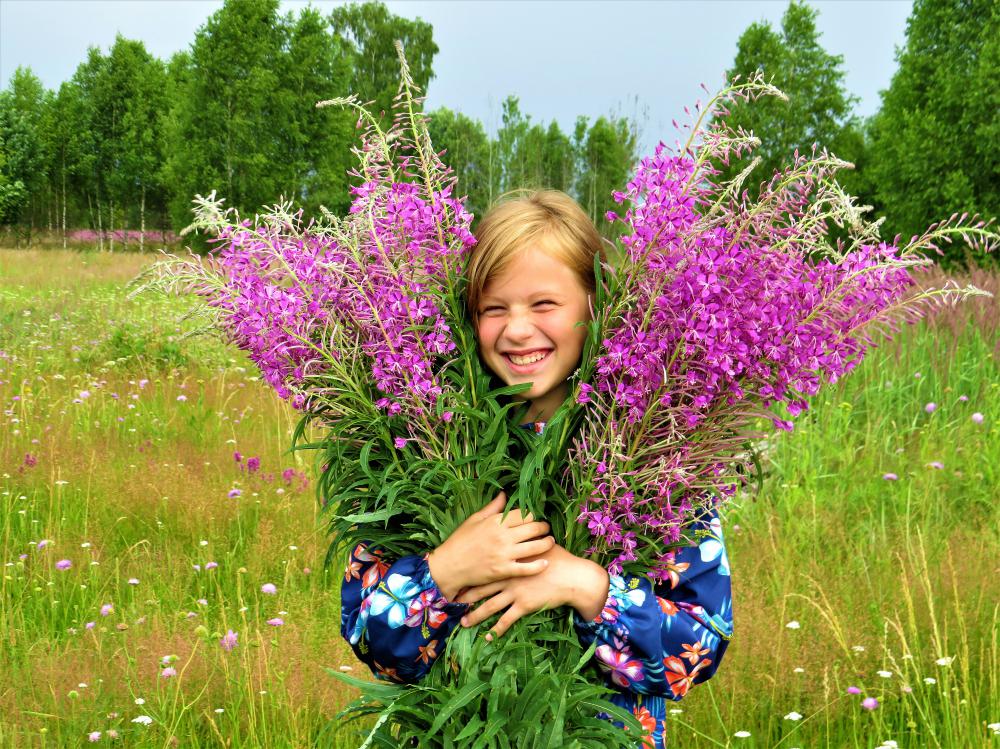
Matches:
[573,508,734,699]
[340,542,470,684]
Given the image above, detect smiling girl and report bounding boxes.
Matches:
[341,190,733,748]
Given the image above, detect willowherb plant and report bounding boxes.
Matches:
[555,75,995,581]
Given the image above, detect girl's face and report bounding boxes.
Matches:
[475,246,591,422]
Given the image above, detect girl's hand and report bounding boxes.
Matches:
[426,491,555,601]
[455,543,610,640]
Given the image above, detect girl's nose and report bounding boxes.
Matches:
[503,310,535,341]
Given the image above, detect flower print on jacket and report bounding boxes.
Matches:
[596,643,645,688]
[369,573,423,629]
[697,516,729,576]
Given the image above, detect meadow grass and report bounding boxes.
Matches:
[0,249,996,748]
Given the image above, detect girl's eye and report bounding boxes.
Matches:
[533,300,556,308]
[480,306,503,315]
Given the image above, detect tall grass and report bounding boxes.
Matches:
[1,249,996,747]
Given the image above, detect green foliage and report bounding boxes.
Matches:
[0,67,50,232]
[425,106,495,220]
[329,0,439,129]
[867,0,1000,265]
[720,1,858,199]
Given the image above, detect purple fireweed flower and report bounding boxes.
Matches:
[394,437,408,450]
[23,453,37,468]
[220,629,238,652]
[971,412,984,424]
[56,559,72,570]
[861,697,879,710]
[246,456,260,473]
[233,451,242,463]
[924,402,937,413]
[261,583,277,595]
[281,468,296,485]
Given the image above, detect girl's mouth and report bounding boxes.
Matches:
[503,349,552,373]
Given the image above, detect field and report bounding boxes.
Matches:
[1,248,997,748]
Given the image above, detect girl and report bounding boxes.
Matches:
[341,190,733,748]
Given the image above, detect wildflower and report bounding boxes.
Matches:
[785,620,800,629]
[882,473,898,481]
[131,715,153,725]
[220,629,238,652]
[176,395,187,402]
[80,390,91,399]
[924,402,936,413]
[161,667,177,678]
[927,461,944,470]
[847,686,861,694]
[100,603,113,616]
[958,394,968,401]
[971,412,984,424]
[56,559,72,570]
[205,561,218,570]
[106,730,118,739]
[862,697,879,710]
[261,583,277,594]
[247,456,260,473]
[267,617,284,626]
[138,379,149,388]
[987,722,999,735]
[200,539,209,546]
[215,708,225,713]
[192,564,201,572]
[197,598,208,606]
[233,451,242,463]
[127,578,139,585]
[227,488,241,498]
[134,697,145,705]
[88,731,101,742]
[901,685,912,693]
[734,731,751,738]
[924,677,936,685]
[852,645,865,652]
[23,453,37,468]
[783,711,803,721]
[85,621,95,629]
[36,539,50,550]
[935,656,953,666]
[877,670,892,678]
[302,567,311,575]
[793,667,804,673]
[394,437,408,449]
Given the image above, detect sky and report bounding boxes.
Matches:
[0,0,914,156]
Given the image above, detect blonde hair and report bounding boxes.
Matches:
[465,189,605,322]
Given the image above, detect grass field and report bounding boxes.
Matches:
[1,249,997,748]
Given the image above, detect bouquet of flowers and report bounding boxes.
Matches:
[135,44,994,748]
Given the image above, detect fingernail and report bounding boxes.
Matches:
[460,617,467,626]
[484,633,493,642]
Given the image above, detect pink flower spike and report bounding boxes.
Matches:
[924,402,936,413]
[847,686,861,694]
[971,412,984,424]
[56,559,72,570]
[394,437,408,449]
[261,583,277,595]
[267,617,284,626]
[861,697,879,710]
[882,473,898,481]
[220,629,238,652]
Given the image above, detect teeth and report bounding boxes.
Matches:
[509,351,547,365]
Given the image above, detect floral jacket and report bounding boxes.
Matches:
[340,425,733,748]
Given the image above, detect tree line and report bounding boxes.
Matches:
[1,0,997,264]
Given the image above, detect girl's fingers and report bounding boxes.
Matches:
[456,581,504,606]
[475,491,506,518]
[461,592,512,628]
[512,536,555,559]
[510,520,550,542]
[486,607,522,641]
[507,557,548,577]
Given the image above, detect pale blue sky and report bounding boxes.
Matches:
[0,0,913,156]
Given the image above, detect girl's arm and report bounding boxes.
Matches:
[341,542,470,684]
[572,508,734,699]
